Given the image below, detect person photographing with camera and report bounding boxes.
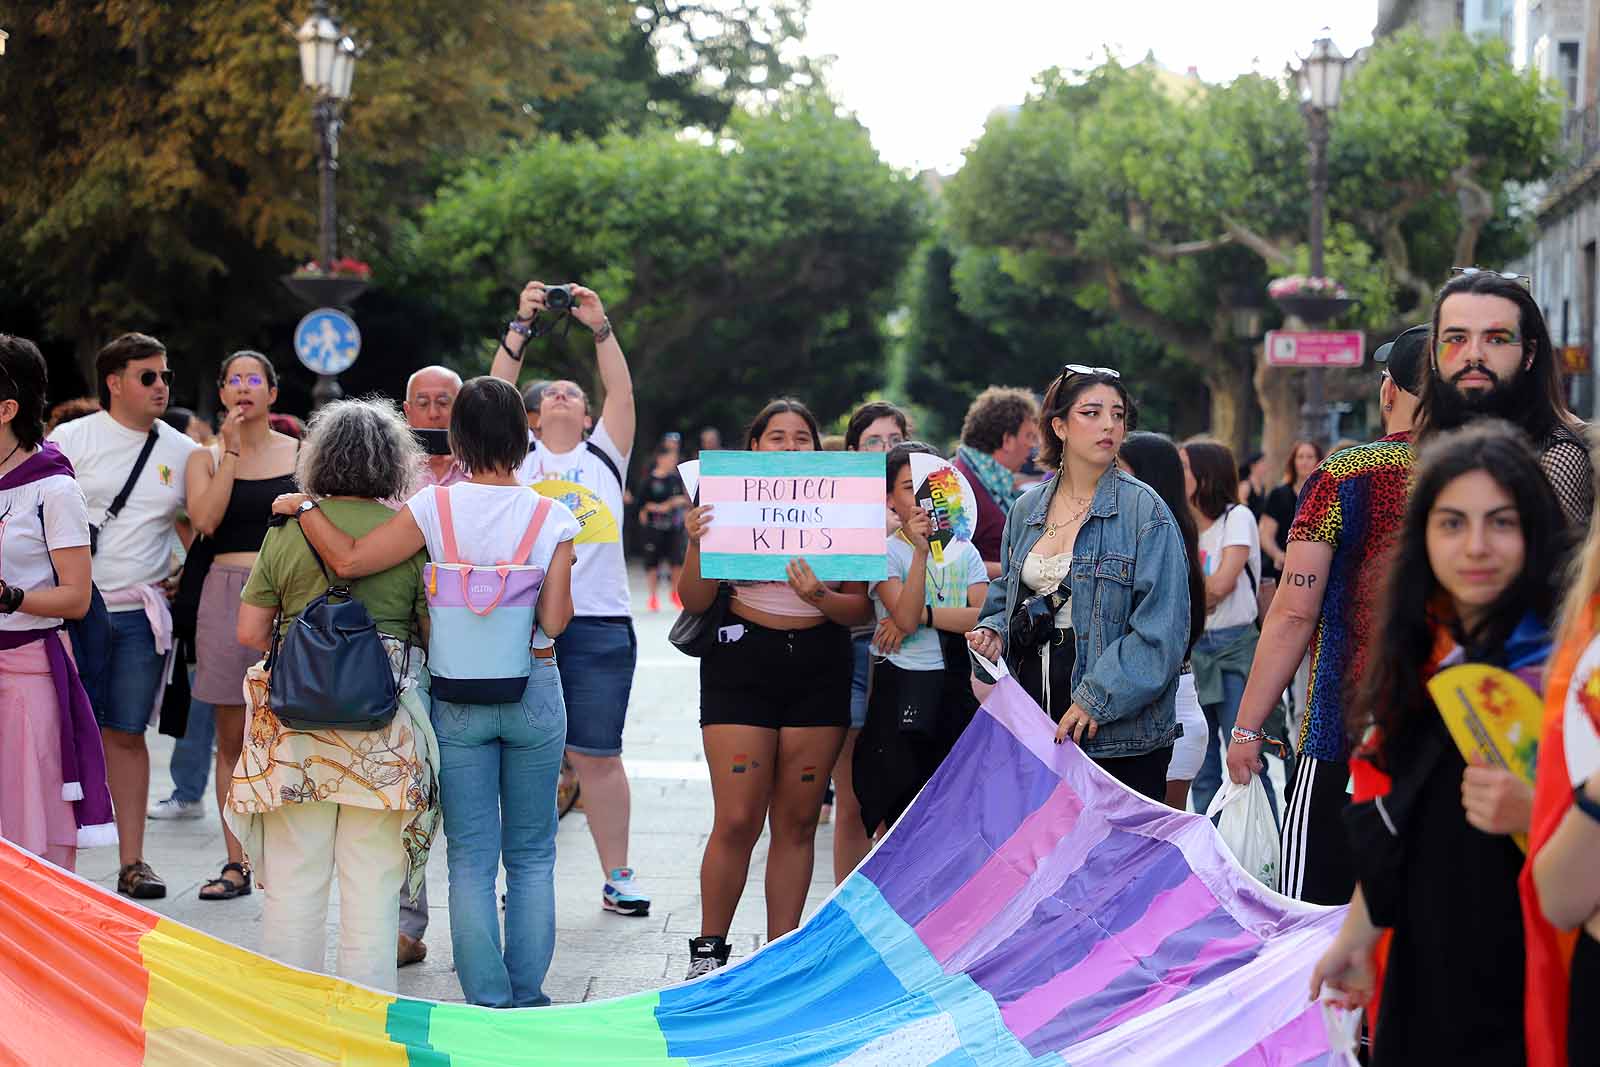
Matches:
[491,279,651,920]
[965,367,1189,801]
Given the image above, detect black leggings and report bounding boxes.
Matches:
[1092,747,1174,802]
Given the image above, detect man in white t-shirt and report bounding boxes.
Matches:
[50,332,199,901]
[492,280,650,917]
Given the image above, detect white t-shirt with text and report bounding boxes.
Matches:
[1198,504,1260,631]
[406,482,580,648]
[515,420,632,618]
[49,412,198,598]
[870,535,989,672]
[0,468,91,632]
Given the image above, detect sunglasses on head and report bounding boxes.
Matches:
[226,373,266,388]
[1059,364,1121,380]
[1451,266,1532,290]
[137,369,175,388]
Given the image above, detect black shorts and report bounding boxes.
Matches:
[639,526,685,570]
[699,619,852,729]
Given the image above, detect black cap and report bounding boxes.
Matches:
[1374,324,1427,396]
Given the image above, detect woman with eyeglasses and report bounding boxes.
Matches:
[183,351,301,902]
[966,367,1190,801]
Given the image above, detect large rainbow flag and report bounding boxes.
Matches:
[0,673,1349,1065]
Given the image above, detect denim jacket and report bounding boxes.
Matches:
[976,466,1189,758]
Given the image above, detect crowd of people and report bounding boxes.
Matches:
[3,267,1600,1060]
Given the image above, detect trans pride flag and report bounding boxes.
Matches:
[0,673,1349,1065]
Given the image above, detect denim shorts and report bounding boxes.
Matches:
[849,632,871,730]
[553,617,637,757]
[93,609,170,734]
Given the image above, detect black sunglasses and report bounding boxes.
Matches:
[1059,364,1121,380]
[136,369,175,388]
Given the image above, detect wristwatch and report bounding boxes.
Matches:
[295,498,319,517]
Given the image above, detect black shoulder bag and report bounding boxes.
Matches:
[90,427,160,555]
[264,526,410,732]
[669,582,733,658]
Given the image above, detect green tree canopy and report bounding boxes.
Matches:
[942,30,1562,462]
[390,98,925,454]
[1,0,607,394]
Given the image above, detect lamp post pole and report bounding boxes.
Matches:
[1301,105,1331,445]
[311,90,342,409]
[297,0,357,410]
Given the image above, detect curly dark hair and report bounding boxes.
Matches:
[1037,371,1137,469]
[960,387,1038,454]
[1350,420,1570,770]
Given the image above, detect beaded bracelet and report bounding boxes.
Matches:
[1229,725,1265,744]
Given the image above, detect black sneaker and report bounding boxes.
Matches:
[685,935,731,979]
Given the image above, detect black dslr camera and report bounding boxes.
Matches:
[544,284,577,312]
[1010,577,1071,651]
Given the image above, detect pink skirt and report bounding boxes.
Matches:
[193,563,264,705]
[0,637,79,871]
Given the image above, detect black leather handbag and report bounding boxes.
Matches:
[265,538,408,732]
[668,582,733,658]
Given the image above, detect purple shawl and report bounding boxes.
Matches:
[0,444,116,846]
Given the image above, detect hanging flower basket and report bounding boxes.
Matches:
[281,259,372,308]
[1267,275,1354,325]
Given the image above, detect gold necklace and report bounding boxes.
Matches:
[1043,496,1092,538]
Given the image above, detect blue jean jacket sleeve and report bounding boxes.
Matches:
[1073,515,1189,724]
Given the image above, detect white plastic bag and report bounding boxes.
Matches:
[1204,776,1280,889]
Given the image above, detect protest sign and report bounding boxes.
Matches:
[908,453,978,565]
[698,450,887,581]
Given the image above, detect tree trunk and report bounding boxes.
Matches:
[1203,346,1254,460]
[1253,346,1300,478]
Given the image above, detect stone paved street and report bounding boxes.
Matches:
[77,569,838,1003]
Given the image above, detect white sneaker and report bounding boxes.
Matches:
[149,797,205,820]
[602,867,651,916]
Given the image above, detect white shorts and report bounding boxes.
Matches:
[1166,672,1206,782]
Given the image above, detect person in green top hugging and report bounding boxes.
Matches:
[227,398,438,995]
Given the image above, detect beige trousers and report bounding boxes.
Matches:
[258,802,408,993]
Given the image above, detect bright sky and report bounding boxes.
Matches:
[801,0,1379,173]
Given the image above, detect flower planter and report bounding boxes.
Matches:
[281,274,370,308]
[1273,294,1354,325]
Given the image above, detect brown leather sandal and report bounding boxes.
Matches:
[117,860,168,900]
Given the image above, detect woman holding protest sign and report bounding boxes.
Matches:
[676,397,873,979]
[965,367,1190,801]
[1309,421,1567,1065]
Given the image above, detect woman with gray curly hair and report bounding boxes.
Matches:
[225,397,439,993]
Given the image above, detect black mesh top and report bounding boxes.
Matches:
[1541,424,1594,530]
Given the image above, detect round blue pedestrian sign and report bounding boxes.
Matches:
[294,308,361,376]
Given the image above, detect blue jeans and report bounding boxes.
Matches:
[432,657,566,1008]
[169,691,215,804]
[93,609,170,734]
[1191,629,1280,824]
